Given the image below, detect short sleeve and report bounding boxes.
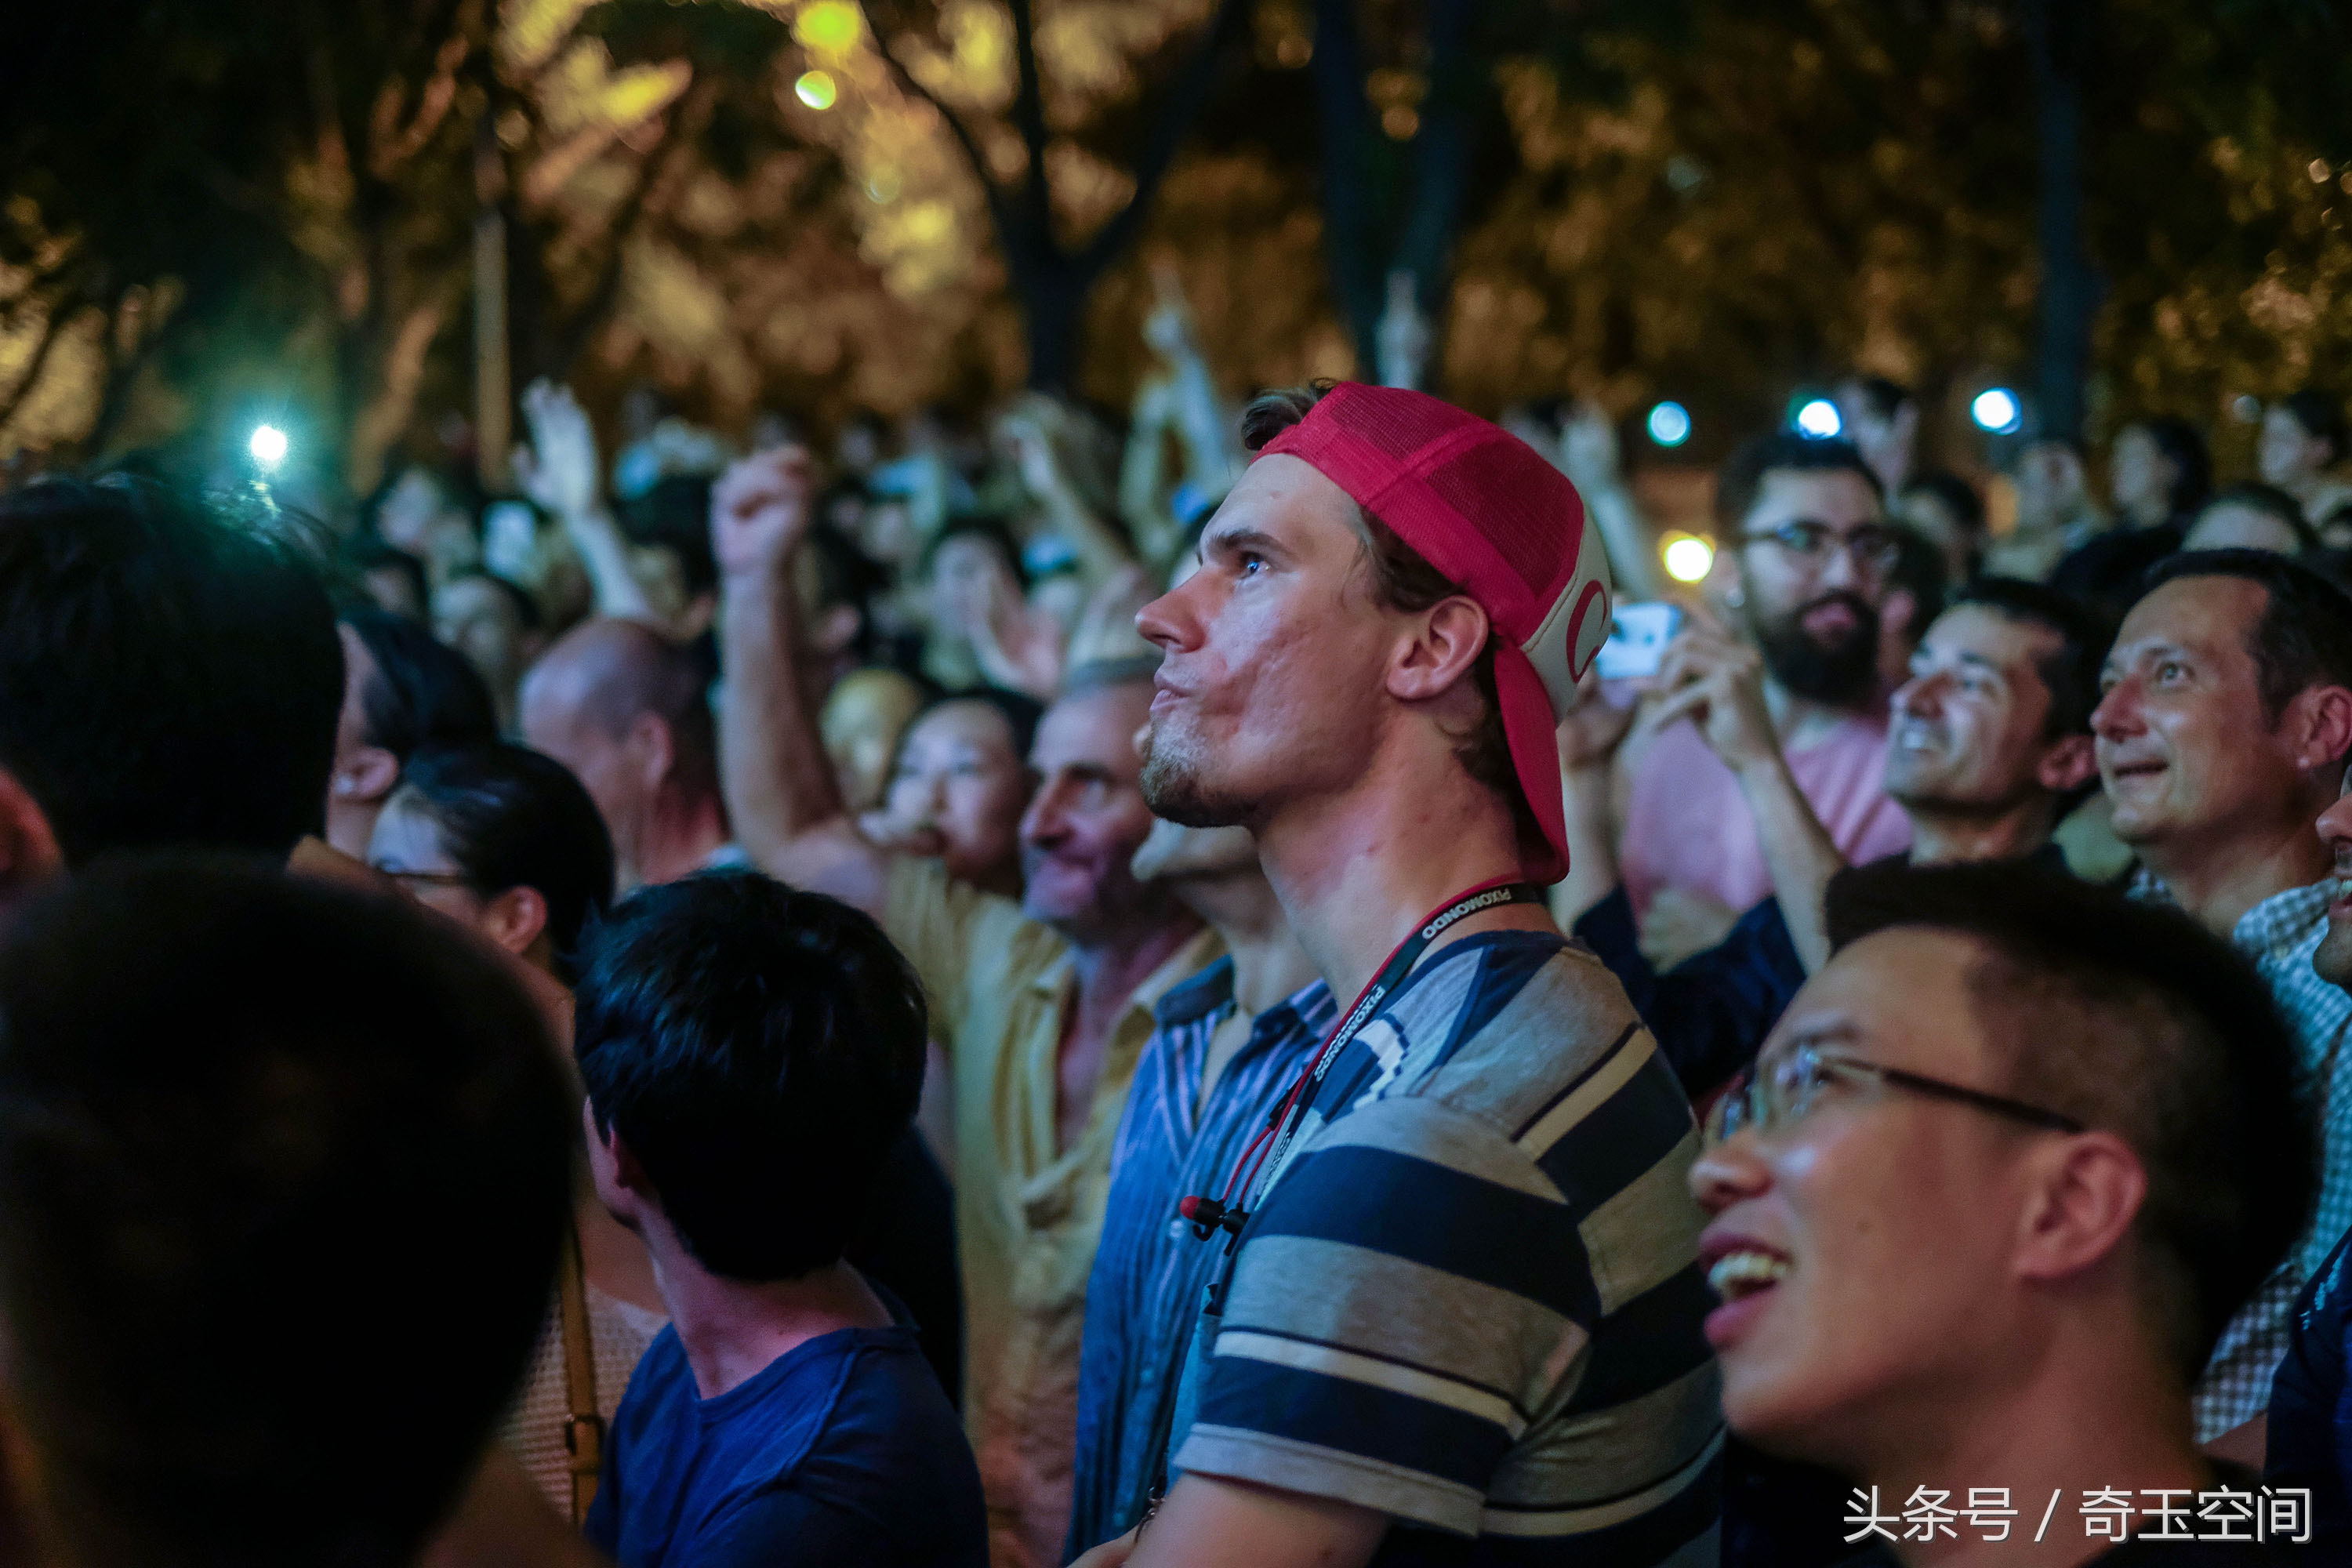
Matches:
[1174,1098,1597,1534]
[882,857,983,1011]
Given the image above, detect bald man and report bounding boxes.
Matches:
[519,618,732,891]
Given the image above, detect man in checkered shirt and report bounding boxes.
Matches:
[2093,550,2352,1450]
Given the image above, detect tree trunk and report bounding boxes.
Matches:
[2025,0,2101,444]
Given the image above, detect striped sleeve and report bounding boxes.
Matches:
[1174,1023,1719,1558]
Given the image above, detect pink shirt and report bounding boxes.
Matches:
[1621,709,1912,920]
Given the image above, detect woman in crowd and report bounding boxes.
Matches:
[2262,389,2352,535]
[862,689,1044,901]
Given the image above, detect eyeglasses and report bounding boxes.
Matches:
[1739,521,1904,576]
[1704,1040,2085,1146]
[371,864,474,890]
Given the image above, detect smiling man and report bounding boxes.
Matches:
[1087,383,1719,1568]
[2093,550,2352,1451]
[1563,578,2107,1098]
[1696,861,2315,1567]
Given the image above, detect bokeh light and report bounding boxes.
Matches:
[793,1,862,56]
[1794,398,1842,439]
[795,71,838,111]
[1646,401,1692,447]
[1662,533,1715,583]
[1969,387,2023,435]
[249,424,289,468]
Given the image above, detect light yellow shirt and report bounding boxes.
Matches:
[884,858,1221,1568]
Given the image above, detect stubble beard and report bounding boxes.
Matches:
[2319,917,2352,989]
[1138,718,1250,830]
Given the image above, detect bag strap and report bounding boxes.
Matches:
[556,1225,604,1526]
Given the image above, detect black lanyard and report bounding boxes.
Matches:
[1174,877,1548,1243]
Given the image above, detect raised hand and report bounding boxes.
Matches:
[1649,617,1781,775]
[710,445,817,583]
[510,379,603,520]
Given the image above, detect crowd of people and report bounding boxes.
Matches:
[5,296,2352,1568]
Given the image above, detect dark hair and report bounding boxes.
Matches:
[2125,416,2212,520]
[0,854,572,1566]
[0,477,343,865]
[2279,390,2349,460]
[343,535,430,618]
[1899,470,1987,536]
[2196,484,2317,553]
[1714,432,1886,534]
[1823,860,2316,1379]
[1886,525,1948,631]
[1238,384,1540,855]
[1947,577,2113,738]
[1846,375,1912,422]
[617,474,719,597]
[923,514,1030,592]
[395,743,615,983]
[905,687,1046,769]
[574,872,926,1280]
[441,567,542,633]
[2138,549,2352,730]
[339,607,500,762]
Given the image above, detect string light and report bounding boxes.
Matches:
[1794,399,1842,439]
[1969,387,2024,435]
[1662,534,1715,583]
[795,71,838,111]
[1646,401,1692,447]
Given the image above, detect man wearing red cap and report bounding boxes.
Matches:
[1099,384,1721,1568]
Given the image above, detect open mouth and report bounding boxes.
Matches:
[2107,758,2166,786]
[1707,1248,1790,1301]
[1802,602,1860,638]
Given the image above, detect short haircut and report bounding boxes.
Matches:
[1824,860,2316,1380]
[394,743,616,982]
[2137,549,2352,730]
[0,477,343,865]
[441,566,542,632]
[908,687,1046,767]
[574,872,926,1280]
[1947,577,2113,737]
[567,620,720,805]
[1845,375,1911,421]
[1713,432,1885,534]
[1899,470,1986,535]
[0,855,572,1566]
[2126,416,2212,518]
[339,607,499,763]
[617,474,720,597]
[1239,384,1541,856]
[2279,390,2349,459]
[2198,483,2317,552]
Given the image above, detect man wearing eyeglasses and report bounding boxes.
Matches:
[1615,434,1915,967]
[1697,860,2318,1566]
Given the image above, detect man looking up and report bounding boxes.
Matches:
[2092,549,2352,1452]
[1696,862,2317,1567]
[1096,384,1718,1568]
[1617,434,1912,964]
[575,872,986,1567]
[713,448,1215,1568]
[1066,818,1330,1555]
[1562,579,2106,1096]
[519,617,731,891]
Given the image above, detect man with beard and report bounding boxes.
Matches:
[1561,579,2106,1099]
[1617,434,1914,962]
[711,445,1217,1568]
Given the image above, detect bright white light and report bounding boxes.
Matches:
[249,425,289,468]
[1646,401,1692,447]
[1794,398,1842,440]
[1662,534,1715,583]
[795,70,837,110]
[1970,387,2024,435]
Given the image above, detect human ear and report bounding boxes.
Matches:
[1386,595,1491,705]
[332,746,400,807]
[0,770,63,895]
[2013,1131,2146,1285]
[479,885,549,958]
[2289,687,2352,776]
[628,713,676,792]
[2034,734,2098,796]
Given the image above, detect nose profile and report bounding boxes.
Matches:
[1690,1138,1771,1216]
[2090,675,2140,741]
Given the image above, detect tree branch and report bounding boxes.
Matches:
[554,78,714,374]
[1077,0,1249,275]
[858,0,1018,247]
[1006,0,1053,245]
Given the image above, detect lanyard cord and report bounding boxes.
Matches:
[1175,877,1547,1243]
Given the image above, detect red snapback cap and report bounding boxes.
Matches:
[1258,383,1615,881]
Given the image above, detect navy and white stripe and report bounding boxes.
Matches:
[1174,932,1722,1566]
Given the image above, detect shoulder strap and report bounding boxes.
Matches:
[556,1225,604,1526]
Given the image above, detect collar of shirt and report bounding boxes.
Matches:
[2232,877,2336,960]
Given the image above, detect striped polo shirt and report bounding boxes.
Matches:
[1172,931,1722,1566]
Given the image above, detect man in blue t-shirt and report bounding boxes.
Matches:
[575,870,986,1567]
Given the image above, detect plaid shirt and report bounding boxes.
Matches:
[2136,874,2352,1438]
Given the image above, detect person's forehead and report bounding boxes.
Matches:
[1201,453,1359,555]
[1922,604,2052,680]
[1746,467,1882,525]
[1773,927,1988,1068]
[1034,683,1150,771]
[2114,575,2267,659]
[912,699,1013,752]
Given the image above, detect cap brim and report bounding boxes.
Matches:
[1494,644,1569,884]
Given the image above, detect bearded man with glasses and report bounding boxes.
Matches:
[1695,859,2318,1566]
[1613,434,1917,967]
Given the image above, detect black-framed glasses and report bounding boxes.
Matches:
[1738,521,1904,575]
[1704,1040,2085,1146]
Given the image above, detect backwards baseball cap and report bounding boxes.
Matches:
[1258,383,1614,881]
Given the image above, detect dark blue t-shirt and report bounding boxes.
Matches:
[584,1298,986,1568]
